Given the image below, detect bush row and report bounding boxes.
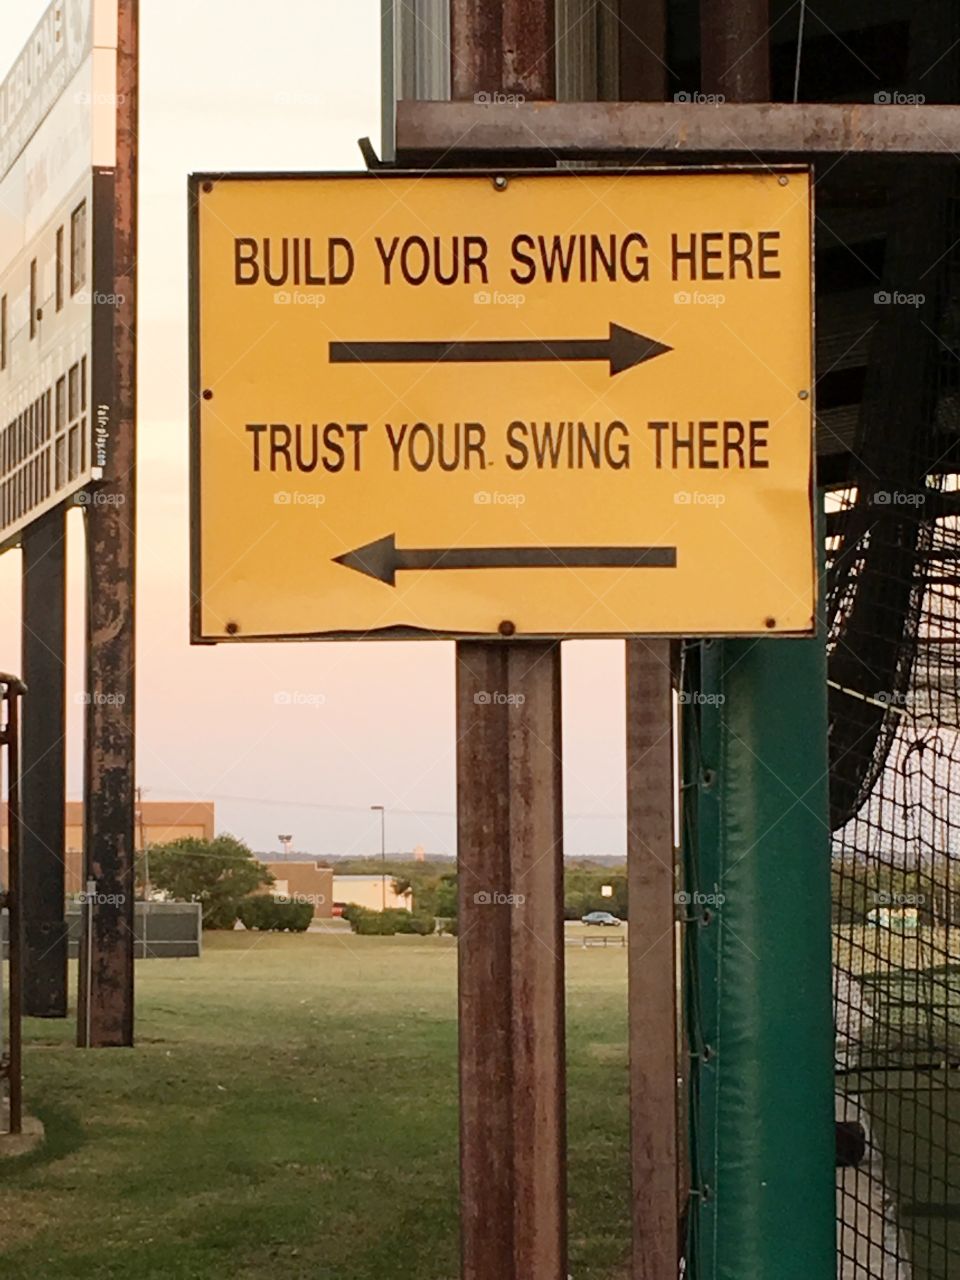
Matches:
[343,905,436,936]
[237,896,313,932]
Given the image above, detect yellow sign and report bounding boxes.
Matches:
[190,169,814,641]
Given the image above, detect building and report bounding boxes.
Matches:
[263,861,333,918]
[1,800,215,895]
[333,874,413,913]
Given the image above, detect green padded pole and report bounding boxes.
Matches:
[690,615,835,1277]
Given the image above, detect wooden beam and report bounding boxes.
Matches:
[627,640,679,1278]
[396,100,960,159]
[457,643,567,1280]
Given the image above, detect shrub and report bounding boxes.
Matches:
[148,834,274,930]
[349,909,397,936]
[237,896,313,932]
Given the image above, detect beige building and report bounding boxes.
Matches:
[1,800,215,895]
[263,861,334,918]
[333,873,413,913]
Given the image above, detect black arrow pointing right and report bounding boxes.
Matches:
[330,322,672,378]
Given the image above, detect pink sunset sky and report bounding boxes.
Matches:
[0,0,628,858]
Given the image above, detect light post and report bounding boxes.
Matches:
[370,805,386,910]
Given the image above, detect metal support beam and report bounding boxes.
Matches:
[1,675,26,1134]
[626,639,679,1278]
[451,0,555,101]
[20,507,68,1017]
[619,0,668,101]
[701,0,769,102]
[78,0,138,1049]
[396,100,960,160]
[456,643,567,1280]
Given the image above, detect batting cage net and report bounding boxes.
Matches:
[826,138,960,1273]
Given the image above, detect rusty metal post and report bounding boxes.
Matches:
[21,508,68,1017]
[618,0,668,100]
[701,0,770,102]
[2,675,27,1134]
[449,9,565,1277]
[451,0,556,101]
[78,0,138,1049]
[457,643,566,1280]
[626,640,679,1278]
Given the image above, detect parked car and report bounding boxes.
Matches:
[581,911,622,927]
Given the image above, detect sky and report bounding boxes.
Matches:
[0,0,629,859]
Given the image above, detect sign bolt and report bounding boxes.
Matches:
[798,389,809,400]
[493,175,508,191]
[498,620,516,636]
[225,621,239,636]
[202,181,213,193]
[778,175,789,186]
[764,616,777,629]
[202,389,214,400]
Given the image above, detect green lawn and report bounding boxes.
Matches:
[0,932,630,1279]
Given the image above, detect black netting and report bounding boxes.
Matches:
[825,140,960,1280]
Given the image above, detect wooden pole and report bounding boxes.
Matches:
[627,640,679,1277]
[450,5,565,1277]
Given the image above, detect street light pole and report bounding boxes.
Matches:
[371,805,386,911]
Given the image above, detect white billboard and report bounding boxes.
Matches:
[0,0,119,548]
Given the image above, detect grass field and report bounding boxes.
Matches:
[0,931,631,1280]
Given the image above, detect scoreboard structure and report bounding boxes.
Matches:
[0,0,119,550]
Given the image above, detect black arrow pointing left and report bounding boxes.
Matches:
[334,534,678,587]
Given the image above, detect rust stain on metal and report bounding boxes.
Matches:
[395,100,960,158]
[79,0,138,1050]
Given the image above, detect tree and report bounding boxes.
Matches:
[148,834,273,929]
